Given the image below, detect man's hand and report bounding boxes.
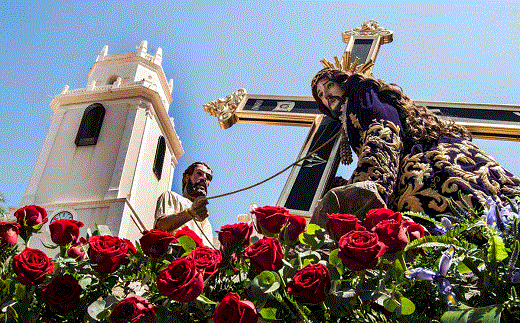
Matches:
[188,196,209,221]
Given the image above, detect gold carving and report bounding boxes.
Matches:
[203,88,247,129]
[342,20,393,45]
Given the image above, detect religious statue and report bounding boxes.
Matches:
[309,52,520,228]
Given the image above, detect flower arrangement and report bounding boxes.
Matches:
[1,196,520,322]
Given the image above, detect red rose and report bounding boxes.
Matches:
[187,246,222,280]
[326,213,366,241]
[0,222,21,246]
[68,237,87,260]
[287,263,331,304]
[156,257,204,302]
[122,238,137,254]
[242,237,283,273]
[109,295,155,323]
[14,205,47,227]
[403,220,425,242]
[87,235,130,273]
[252,205,289,235]
[212,292,258,323]
[372,219,408,253]
[364,208,402,231]
[49,219,83,246]
[140,229,176,258]
[280,214,306,243]
[338,231,387,271]
[217,222,253,250]
[175,226,203,248]
[12,248,54,285]
[41,274,82,313]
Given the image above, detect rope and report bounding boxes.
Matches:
[206,130,341,200]
[179,130,341,250]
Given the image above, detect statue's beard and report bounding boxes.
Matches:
[186,179,207,197]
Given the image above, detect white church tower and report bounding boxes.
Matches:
[21,41,183,246]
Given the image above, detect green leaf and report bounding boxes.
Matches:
[260,307,278,320]
[299,250,320,266]
[87,300,107,320]
[253,271,281,294]
[196,294,217,305]
[13,284,25,301]
[487,234,507,263]
[383,297,399,313]
[400,297,415,315]
[306,224,321,235]
[328,249,343,276]
[178,235,197,253]
[93,224,112,236]
[441,304,503,323]
[405,235,465,251]
[456,261,472,274]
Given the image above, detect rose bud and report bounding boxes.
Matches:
[88,235,130,274]
[372,219,408,254]
[175,226,203,248]
[403,220,425,242]
[156,257,204,302]
[49,219,84,246]
[42,274,82,313]
[287,263,331,304]
[364,208,402,231]
[68,237,87,260]
[217,222,254,256]
[280,214,307,243]
[12,248,54,286]
[242,237,283,273]
[0,222,21,246]
[338,230,387,271]
[140,229,176,258]
[14,205,48,228]
[252,205,289,236]
[326,213,365,241]
[109,295,155,323]
[212,292,258,323]
[187,246,222,280]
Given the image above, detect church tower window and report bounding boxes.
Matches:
[75,103,105,146]
[153,136,166,180]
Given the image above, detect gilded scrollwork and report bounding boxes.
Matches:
[342,20,393,45]
[203,88,247,129]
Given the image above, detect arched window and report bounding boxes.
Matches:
[75,103,105,146]
[153,136,166,180]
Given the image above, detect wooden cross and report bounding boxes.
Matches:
[203,20,520,219]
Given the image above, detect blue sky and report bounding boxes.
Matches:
[1,1,519,233]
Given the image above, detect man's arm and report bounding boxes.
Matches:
[155,196,209,232]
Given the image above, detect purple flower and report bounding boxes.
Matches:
[405,246,459,307]
[510,267,520,285]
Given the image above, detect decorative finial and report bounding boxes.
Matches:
[137,40,148,55]
[154,47,163,65]
[96,45,108,62]
[342,20,393,45]
[203,89,247,129]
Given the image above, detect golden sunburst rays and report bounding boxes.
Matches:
[320,51,374,75]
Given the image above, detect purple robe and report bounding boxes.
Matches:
[341,79,520,217]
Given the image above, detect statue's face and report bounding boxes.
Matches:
[183,164,212,199]
[316,78,344,117]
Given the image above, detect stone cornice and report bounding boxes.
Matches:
[50,82,184,161]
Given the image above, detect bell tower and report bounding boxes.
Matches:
[21,41,183,246]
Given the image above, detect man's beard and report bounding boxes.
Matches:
[328,96,343,119]
[186,179,207,197]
